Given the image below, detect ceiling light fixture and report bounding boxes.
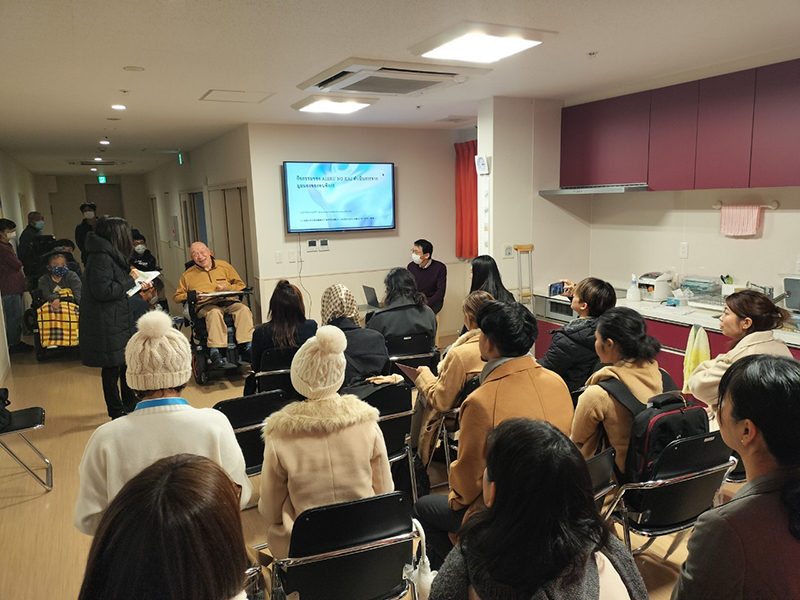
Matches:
[291,95,378,114]
[99,140,110,145]
[90,168,97,172]
[123,66,145,72]
[409,21,557,64]
[111,104,126,110]
[94,157,103,161]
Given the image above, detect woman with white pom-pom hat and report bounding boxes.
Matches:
[258,325,394,559]
[74,310,251,536]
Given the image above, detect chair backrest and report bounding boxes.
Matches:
[362,384,413,458]
[624,431,733,530]
[281,492,413,600]
[458,375,481,404]
[586,447,617,499]
[385,333,434,357]
[256,346,299,397]
[213,390,291,475]
[361,383,412,416]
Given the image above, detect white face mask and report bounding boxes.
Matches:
[6,231,16,240]
[134,244,146,255]
[84,211,95,220]
[411,253,422,265]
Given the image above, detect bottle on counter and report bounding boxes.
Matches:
[626,273,641,303]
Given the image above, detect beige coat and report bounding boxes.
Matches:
[448,355,573,519]
[572,360,663,473]
[258,394,394,558]
[687,331,792,408]
[415,329,485,465]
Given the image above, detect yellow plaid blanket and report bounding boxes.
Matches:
[37,289,79,347]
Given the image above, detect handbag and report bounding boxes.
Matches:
[0,388,11,430]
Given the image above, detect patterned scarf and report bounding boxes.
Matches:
[320,284,360,325]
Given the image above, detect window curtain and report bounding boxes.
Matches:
[454,139,478,259]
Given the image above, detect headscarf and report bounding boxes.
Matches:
[320,284,360,326]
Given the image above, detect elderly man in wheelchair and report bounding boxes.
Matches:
[174,242,254,375]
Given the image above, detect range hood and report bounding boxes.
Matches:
[539,183,649,195]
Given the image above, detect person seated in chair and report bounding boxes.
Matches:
[38,253,82,310]
[413,301,574,569]
[54,239,83,278]
[174,242,254,370]
[365,267,436,345]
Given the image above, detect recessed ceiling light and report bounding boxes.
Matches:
[106,117,122,121]
[291,95,378,114]
[90,168,97,172]
[409,21,557,64]
[123,66,145,72]
[99,140,110,145]
[111,104,126,110]
[94,157,103,161]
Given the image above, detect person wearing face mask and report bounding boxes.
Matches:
[18,211,46,269]
[407,238,447,315]
[0,218,33,353]
[129,230,168,312]
[38,253,82,310]
[75,202,99,264]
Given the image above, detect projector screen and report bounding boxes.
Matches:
[283,162,396,234]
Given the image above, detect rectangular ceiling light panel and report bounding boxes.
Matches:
[199,89,274,103]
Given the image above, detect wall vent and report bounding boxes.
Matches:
[435,115,475,124]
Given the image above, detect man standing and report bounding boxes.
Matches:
[174,242,254,369]
[407,238,447,314]
[17,211,45,268]
[0,219,33,353]
[75,202,98,264]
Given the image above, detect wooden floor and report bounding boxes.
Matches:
[0,335,735,599]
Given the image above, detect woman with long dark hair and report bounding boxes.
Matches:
[365,267,436,344]
[250,279,317,370]
[673,355,800,599]
[80,216,151,419]
[469,255,515,304]
[430,418,647,600]
[687,289,792,420]
[571,307,664,473]
[79,454,249,600]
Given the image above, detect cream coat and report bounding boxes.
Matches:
[687,331,792,408]
[572,360,664,473]
[448,355,573,519]
[258,394,394,559]
[415,329,485,465]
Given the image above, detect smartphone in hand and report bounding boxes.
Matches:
[549,281,565,296]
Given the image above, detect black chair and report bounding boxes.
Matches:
[586,447,617,507]
[362,383,417,503]
[726,449,747,483]
[253,346,299,398]
[0,407,52,491]
[437,375,480,476]
[385,333,438,383]
[604,431,736,557]
[272,492,420,600]
[213,390,291,477]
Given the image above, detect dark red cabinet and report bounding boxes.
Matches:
[750,59,800,188]
[694,69,756,189]
[648,82,699,191]
[534,320,562,360]
[560,92,651,187]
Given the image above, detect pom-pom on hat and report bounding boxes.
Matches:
[126,310,192,391]
[290,325,347,400]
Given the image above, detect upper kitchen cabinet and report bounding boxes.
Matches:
[560,92,651,187]
[695,69,756,189]
[648,81,699,191]
[750,59,800,188]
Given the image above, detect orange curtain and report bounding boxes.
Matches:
[454,139,478,259]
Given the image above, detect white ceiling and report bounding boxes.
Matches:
[1,0,799,175]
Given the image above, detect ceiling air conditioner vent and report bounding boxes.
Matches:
[298,58,491,97]
[68,160,129,166]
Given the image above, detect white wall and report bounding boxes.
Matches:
[587,186,800,292]
[247,123,467,335]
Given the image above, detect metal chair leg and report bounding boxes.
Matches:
[621,504,632,552]
[632,537,657,555]
[663,528,691,561]
[0,434,53,491]
[405,436,418,504]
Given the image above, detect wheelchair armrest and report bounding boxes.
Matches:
[242,286,254,295]
[187,290,198,304]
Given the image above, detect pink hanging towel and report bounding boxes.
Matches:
[720,204,762,237]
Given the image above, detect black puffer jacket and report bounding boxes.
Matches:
[538,318,601,392]
[79,233,137,368]
[330,317,391,386]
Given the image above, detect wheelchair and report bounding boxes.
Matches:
[24,288,80,362]
[184,286,254,386]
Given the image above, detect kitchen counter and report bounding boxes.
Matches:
[532,290,800,348]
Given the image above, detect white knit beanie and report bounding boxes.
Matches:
[290,325,347,400]
[125,310,192,391]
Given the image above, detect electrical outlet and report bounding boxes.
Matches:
[307,239,318,252]
[679,241,689,259]
[288,250,297,263]
[503,244,513,259]
[275,251,282,264]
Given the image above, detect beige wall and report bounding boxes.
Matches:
[247,123,467,335]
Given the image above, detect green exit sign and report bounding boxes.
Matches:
[98,176,106,184]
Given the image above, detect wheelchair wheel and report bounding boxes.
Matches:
[23,308,37,336]
[33,331,47,363]
[192,351,209,385]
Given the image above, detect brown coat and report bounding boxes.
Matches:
[258,394,394,558]
[415,329,485,465]
[572,360,663,472]
[447,355,573,518]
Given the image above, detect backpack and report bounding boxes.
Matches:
[598,370,709,483]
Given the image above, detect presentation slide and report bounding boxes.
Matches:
[284,162,395,233]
